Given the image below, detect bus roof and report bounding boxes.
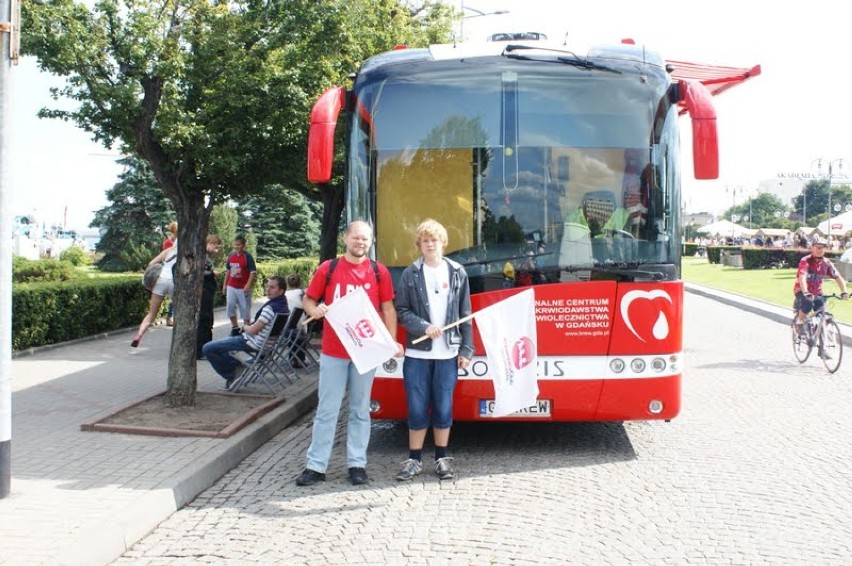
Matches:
[359,41,761,111]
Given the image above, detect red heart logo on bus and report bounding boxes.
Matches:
[620,290,672,343]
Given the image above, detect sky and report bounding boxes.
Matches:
[8,0,852,229]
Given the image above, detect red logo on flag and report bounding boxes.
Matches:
[355,319,375,339]
[511,337,535,369]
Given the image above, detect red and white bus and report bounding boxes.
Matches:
[307,37,759,422]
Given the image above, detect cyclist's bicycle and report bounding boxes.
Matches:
[791,293,844,373]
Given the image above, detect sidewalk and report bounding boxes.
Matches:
[0,305,319,566]
[0,285,833,566]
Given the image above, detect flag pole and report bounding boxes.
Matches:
[411,313,476,344]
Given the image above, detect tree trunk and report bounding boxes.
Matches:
[318,182,344,261]
[162,196,211,407]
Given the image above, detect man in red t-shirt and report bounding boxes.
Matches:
[222,235,257,335]
[296,221,403,487]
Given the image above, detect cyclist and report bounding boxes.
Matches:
[794,237,849,334]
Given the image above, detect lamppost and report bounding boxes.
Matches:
[814,158,845,241]
[460,1,509,41]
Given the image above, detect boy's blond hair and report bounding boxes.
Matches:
[415,218,448,247]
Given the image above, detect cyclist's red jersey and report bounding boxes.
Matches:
[793,255,839,295]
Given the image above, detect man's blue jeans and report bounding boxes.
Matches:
[203,335,252,381]
[305,354,376,473]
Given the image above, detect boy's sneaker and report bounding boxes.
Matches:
[230,326,242,337]
[435,457,455,480]
[295,468,326,486]
[395,458,422,481]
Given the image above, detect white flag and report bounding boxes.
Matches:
[324,286,398,374]
[475,288,539,417]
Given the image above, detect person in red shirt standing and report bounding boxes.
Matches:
[222,235,257,336]
[295,220,404,487]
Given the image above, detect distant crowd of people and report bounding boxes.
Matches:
[689,233,852,252]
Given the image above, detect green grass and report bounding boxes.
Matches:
[682,256,852,325]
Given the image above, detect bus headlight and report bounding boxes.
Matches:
[630,358,646,373]
[650,358,666,372]
[610,358,625,373]
[648,400,664,414]
[369,400,380,414]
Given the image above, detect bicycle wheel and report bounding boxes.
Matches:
[819,318,843,373]
[791,318,812,363]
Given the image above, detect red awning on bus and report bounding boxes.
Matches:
[667,60,762,114]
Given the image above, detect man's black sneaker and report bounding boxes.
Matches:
[348,467,369,485]
[230,326,242,337]
[295,469,326,486]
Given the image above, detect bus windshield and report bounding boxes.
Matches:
[349,57,681,289]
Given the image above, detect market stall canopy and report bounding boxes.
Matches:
[817,211,852,235]
[696,219,754,238]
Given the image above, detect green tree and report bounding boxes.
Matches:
[792,180,852,226]
[208,203,237,267]
[238,188,321,260]
[723,192,788,229]
[23,0,453,406]
[90,156,175,271]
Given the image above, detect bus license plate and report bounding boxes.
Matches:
[479,399,551,417]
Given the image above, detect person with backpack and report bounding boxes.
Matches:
[295,221,403,487]
[131,238,179,348]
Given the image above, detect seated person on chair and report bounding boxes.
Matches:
[203,275,289,388]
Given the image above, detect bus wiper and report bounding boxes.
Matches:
[502,44,621,74]
[562,265,664,281]
[556,56,621,74]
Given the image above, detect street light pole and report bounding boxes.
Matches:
[815,158,845,242]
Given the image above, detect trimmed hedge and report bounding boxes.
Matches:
[13,277,150,351]
[704,246,841,269]
[12,257,323,352]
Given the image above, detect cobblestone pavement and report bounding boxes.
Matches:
[114,293,852,564]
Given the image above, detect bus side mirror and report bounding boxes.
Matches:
[307,86,346,184]
[678,79,719,180]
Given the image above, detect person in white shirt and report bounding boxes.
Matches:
[393,219,474,482]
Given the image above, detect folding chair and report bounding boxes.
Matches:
[287,308,320,371]
[264,309,308,386]
[229,312,289,395]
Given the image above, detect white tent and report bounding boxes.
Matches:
[695,219,754,238]
[817,210,852,235]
